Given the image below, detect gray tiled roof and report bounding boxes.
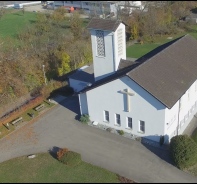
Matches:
[80,34,197,109]
[127,34,197,108]
[86,18,125,32]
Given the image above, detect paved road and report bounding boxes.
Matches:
[0,96,196,183]
[0,1,35,6]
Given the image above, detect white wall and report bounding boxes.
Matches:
[90,29,115,81]
[165,80,197,142]
[83,76,165,142]
[110,3,117,16]
[90,23,126,81]
[113,23,126,70]
[79,93,89,115]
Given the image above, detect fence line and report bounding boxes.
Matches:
[0,94,42,125]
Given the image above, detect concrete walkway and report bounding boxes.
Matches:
[0,96,196,183]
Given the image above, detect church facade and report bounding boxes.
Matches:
[69,18,197,144]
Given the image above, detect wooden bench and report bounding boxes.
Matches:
[11,117,23,125]
[34,104,45,111]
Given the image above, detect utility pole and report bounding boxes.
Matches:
[42,65,47,85]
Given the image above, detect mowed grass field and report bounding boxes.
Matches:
[0,153,120,183]
[126,25,197,58]
[2,9,197,59]
[0,10,37,39]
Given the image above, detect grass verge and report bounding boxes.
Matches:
[0,153,121,183]
[0,100,55,140]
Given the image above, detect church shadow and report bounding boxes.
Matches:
[56,95,80,115]
[75,114,80,121]
[141,134,174,165]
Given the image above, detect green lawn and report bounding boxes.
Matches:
[0,153,120,183]
[126,43,160,58]
[126,25,197,58]
[0,10,37,39]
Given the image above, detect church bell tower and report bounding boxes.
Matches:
[87,18,126,81]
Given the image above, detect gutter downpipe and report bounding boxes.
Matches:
[177,99,181,135]
[78,93,82,115]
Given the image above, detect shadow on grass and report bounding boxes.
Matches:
[48,146,61,160]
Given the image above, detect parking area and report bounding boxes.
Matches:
[24,4,53,13]
[0,96,196,183]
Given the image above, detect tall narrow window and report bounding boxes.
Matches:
[117,28,123,57]
[104,110,109,122]
[115,114,121,125]
[127,117,132,129]
[139,120,145,133]
[96,30,105,57]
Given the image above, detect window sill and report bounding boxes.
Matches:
[137,131,145,134]
[114,124,121,127]
[103,121,109,123]
[96,55,105,58]
[125,127,132,130]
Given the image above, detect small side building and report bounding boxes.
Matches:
[68,65,94,92]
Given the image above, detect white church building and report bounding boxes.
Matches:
[68,18,197,144]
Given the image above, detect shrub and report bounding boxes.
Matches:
[58,151,82,166]
[79,114,90,124]
[57,148,69,160]
[170,135,197,169]
[118,130,124,135]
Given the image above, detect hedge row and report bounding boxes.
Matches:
[0,95,44,126]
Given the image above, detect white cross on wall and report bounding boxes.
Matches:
[120,89,135,112]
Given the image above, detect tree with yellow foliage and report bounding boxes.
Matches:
[57,52,71,76]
